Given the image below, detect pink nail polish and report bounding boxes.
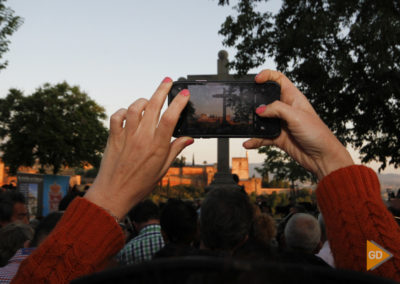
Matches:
[184,138,194,146]
[255,73,261,81]
[162,77,172,83]
[180,89,190,96]
[256,105,266,114]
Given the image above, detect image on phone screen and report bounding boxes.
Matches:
[168,81,281,138]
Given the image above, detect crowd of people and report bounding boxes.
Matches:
[0,70,399,283]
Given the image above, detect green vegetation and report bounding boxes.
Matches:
[256,145,316,192]
[0,82,108,174]
[0,0,23,72]
[218,0,400,171]
[150,184,205,204]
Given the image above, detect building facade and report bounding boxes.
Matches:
[2,155,288,195]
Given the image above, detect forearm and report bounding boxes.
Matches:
[317,165,400,281]
[12,197,125,283]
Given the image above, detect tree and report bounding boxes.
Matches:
[256,145,316,189]
[218,0,400,171]
[172,156,186,167]
[0,82,108,174]
[256,145,316,203]
[0,0,23,71]
[150,184,204,203]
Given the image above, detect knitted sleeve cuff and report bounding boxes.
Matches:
[14,197,125,282]
[316,165,400,280]
[317,165,381,207]
[48,196,125,262]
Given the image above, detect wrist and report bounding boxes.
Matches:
[315,145,354,180]
[83,181,153,221]
[84,188,126,221]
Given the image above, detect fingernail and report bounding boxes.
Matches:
[256,105,266,114]
[162,77,172,83]
[184,137,194,146]
[255,73,261,81]
[180,89,190,96]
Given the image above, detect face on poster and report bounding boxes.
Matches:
[43,175,70,216]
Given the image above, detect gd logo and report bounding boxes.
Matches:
[366,240,393,271]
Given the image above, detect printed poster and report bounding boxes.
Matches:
[42,175,70,216]
[17,173,44,218]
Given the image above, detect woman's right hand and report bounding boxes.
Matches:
[243,70,354,180]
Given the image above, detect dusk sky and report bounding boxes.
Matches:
[1,0,397,174]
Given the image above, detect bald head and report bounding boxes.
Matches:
[284,213,321,253]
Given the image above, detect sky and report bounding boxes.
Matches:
[0,0,398,174]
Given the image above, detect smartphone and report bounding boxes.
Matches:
[168,80,281,138]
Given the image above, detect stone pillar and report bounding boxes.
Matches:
[205,51,240,192]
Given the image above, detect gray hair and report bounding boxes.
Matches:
[284,213,321,253]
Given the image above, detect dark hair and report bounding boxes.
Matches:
[232,174,240,184]
[128,200,160,223]
[0,191,26,224]
[30,212,63,247]
[160,199,198,245]
[200,187,253,251]
[251,205,277,246]
[58,190,84,211]
[0,223,33,266]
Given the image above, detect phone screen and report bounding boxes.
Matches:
[168,81,281,138]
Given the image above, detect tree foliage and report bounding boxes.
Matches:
[150,184,204,203]
[0,0,23,71]
[171,156,186,167]
[256,145,316,188]
[218,0,400,170]
[0,82,108,174]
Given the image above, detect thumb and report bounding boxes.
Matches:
[256,100,296,122]
[160,137,194,174]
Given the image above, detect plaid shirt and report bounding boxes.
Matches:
[0,248,35,283]
[117,224,164,265]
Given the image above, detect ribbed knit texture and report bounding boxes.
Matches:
[11,197,125,283]
[317,165,400,282]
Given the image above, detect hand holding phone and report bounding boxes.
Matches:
[168,80,281,138]
[244,70,354,180]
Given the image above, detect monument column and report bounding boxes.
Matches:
[183,51,256,192]
[205,51,240,192]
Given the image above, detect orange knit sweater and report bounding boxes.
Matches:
[317,165,400,281]
[11,165,400,282]
[11,197,125,283]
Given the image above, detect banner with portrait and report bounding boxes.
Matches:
[42,175,70,216]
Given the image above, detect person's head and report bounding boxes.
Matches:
[30,212,63,247]
[200,187,253,252]
[232,174,240,184]
[284,213,321,254]
[251,205,277,247]
[0,222,33,266]
[0,191,29,227]
[58,190,84,211]
[160,199,198,245]
[128,200,160,231]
